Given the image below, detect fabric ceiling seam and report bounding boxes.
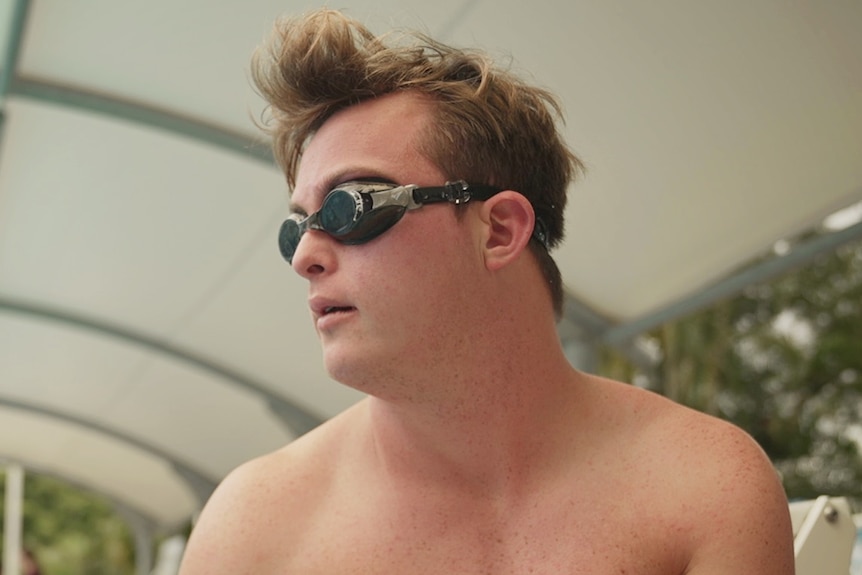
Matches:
[9,75,274,165]
[601,217,862,346]
[0,296,324,436]
[0,396,217,507]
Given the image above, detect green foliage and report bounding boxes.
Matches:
[0,471,135,575]
[601,236,862,503]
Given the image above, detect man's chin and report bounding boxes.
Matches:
[323,348,404,396]
[322,348,371,387]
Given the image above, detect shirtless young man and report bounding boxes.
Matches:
[179,9,794,574]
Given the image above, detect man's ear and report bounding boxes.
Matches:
[478,191,536,271]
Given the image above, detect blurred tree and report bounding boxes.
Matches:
[0,471,135,575]
[601,236,862,502]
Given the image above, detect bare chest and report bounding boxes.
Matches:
[275,489,688,575]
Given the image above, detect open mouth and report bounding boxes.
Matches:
[323,306,355,315]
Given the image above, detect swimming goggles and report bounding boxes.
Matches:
[278,180,549,264]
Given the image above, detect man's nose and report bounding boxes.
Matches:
[291,230,337,278]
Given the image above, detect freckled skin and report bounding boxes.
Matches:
[178,93,795,575]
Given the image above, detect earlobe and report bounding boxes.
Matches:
[480,191,536,271]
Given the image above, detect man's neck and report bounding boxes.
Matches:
[363,349,587,499]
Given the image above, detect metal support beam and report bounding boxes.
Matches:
[2,463,24,575]
[10,76,274,166]
[562,338,599,373]
[116,508,156,575]
[171,463,217,509]
[0,0,31,102]
[558,292,657,372]
[134,523,154,575]
[0,0,32,147]
[558,215,862,372]
[267,396,327,440]
[602,218,862,346]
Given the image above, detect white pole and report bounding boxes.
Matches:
[2,464,24,575]
[133,520,154,575]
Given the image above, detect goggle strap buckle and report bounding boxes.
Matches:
[444,180,471,205]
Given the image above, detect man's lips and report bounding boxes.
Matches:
[322,306,355,315]
[309,297,356,319]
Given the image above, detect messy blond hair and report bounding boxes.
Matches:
[251,9,584,317]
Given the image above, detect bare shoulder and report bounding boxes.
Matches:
[178,401,367,575]
[591,376,795,574]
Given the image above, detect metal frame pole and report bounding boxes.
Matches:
[2,463,25,575]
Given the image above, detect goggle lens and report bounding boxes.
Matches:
[318,190,360,235]
[278,218,303,263]
[278,187,408,264]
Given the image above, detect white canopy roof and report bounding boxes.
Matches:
[1,0,860,530]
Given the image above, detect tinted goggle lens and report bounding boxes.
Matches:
[318,190,360,235]
[278,189,407,264]
[278,218,304,263]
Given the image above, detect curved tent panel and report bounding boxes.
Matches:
[0,405,199,528]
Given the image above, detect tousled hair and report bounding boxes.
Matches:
[251,9,585,317]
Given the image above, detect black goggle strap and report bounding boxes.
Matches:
[411,181,550,250]
[531,218,550,249]
[410,180,501,206]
